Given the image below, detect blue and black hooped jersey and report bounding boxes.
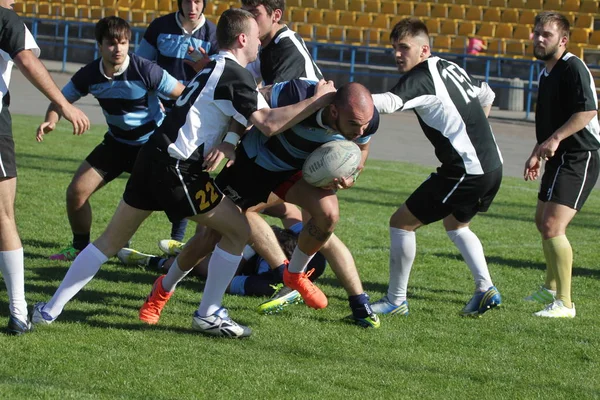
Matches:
[62,53,179,145]
[241,79,379,172]
[136,12,218,109]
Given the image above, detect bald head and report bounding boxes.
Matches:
[333,82,374,113]
[330,82,374,140]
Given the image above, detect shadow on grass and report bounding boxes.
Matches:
[22,238,62,250]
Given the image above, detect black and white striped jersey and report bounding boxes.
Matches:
[150,51,268,163]
[536,51,600,152]
[373,56,503,177]
[246,25,323,85]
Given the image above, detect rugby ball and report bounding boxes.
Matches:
[302,141,362,188]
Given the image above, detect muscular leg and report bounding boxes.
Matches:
[0,177,27,321]
[246,210,287,268]
[319,233,363,296]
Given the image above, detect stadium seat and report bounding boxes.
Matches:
[214,3,231,17]
[570,45,584,58]
[471,0,489,6]
[333,0,348,10]
[562,0,580,11]
[506,40,526,56]
[365,28,382,46]
[496,23,514,39]
[570,27,590,44]
[295,22,313,39]
[287,0,301,6]
[380,0,396,14]
[339,10,356,25]
[364,0,380,12]
[64,5,80,19]
[433,35,451,52]
[346,27,363,44]
[414,3,431,16]
[575,14,594,29]
[448,5,465,20]
[502,9,519,23]
[451,36,468,53]
[356,13,371,27]
[579,0,598,13]
[91,7,105,19]
[508,0,526,7]
[465,6,483,21]
[317,0,332,8]
[441,20,458,35]
[589,30,600,46]
[348,0,364,11]
[290,8,307,23]
[489,0,507,6]
[323,10,339,25]
[477,22,496,38]
[483,8,502,22]
[157,0,172,12]
[426,18,441,34]
[118,9,131,20]
[329,26,345,42]
[372,14,388,29]
[307,9,323,24]
[519,10,536,24]
[514,25,532,40]
[302,0,317,7]
[524,0,543,8]
[457,21,476,36]
[544,0,562,9]
[396,2,413,15]
[431,4,448,18]
[454,0,470,5]
[486,38,506,54]
[315,24,329,42]
[131,10,147,25]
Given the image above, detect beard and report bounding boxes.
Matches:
[533,43,558,61]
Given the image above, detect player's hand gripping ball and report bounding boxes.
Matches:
[302,141,362,188]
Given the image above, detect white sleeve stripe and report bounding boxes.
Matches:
[372,92,403,113]
[24,25,40,58]
[276,30,322,80]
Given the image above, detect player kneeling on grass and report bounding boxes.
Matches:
[138,78,382,328]
[119,225,326,310]
[31,9,335,338]
[370,18,503,317]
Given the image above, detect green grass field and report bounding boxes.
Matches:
[1,115,599,399]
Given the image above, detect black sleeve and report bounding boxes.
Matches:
[565,58,598,113]
[0,9,27,58]
[388,68,435,109]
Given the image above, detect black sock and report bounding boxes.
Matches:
[147,257,166,270]
[72,233,90,251]
[349,293,373,318]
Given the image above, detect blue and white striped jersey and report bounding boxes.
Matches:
[242,79,379,172]
[136,12,218,109]
[62,53,179,145]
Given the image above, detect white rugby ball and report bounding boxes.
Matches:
[302,141,362,188]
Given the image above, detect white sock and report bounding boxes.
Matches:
[161,259,190,292]
[0,248,27,322]
[447,227,493,292]
[287,246,314,274]
[197,244,242,317]
[387,228,416,305]
[44,244,108,319]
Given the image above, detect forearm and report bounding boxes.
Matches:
[551,110,597,142]
[44,103,62,125]
[529,143,540,157]
[254,95,330,137]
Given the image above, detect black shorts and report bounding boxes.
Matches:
[406,167,503,224]
[85,134,142,183]
[214,147,299,210]
[123,145,224,221]
[0,136,16,178]
[539,150,599,211]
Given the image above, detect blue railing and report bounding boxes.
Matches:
[24,17,543,119]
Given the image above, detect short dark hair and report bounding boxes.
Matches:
[95,16,131,44]
[241,0,285,15]
[535,12,570,38]
[271,226,298,260]
[216,8,255,49]
[178,0,207,16]
[389,17,429,43]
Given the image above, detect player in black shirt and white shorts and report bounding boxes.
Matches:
[523,12,600,318]
[32,9,335,338]
[0,4,89,335]
[371,18,503,318]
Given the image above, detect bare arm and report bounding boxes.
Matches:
[537,110,597,160]
[35,102,62,142]
[524,143,541,181]
[13,49,90,135]
[250,80,336,137]
[167,81,186,99]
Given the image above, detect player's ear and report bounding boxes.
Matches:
[330,104,338,119]
[272,8,282,23]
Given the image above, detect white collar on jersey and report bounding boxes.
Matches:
[315,109,335,133]
[99,54,130,79]
[176,11,206,35]
[218,50,243,65]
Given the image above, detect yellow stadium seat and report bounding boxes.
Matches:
[496,23,514,38]
[414,3,431,16]
[448,5,465,20]
[214,3,231,16]
[290,8,307,23]
[486,39,506,54]
[397,2,413,15]
[332,0,348,10]
[317,0,332,9]
[458,21,476,36]
[348,0,364,11]
[433,35,451,51]
[64,5,79,19]
[489,0,507,6]
[365,28,381,46]
[477,22,496,38]
[506,40,526,56]
[562,0,580,11]
[569,45,584,58]
[281,8,291,22]
[441,20,458,35]
[76,0,90,5]
[143,0,157,9]
[91,7,105,19]
[356,12,371,27]
[388,15,403,28]
[431,4,448,18]
[302,0,317,7]
[471,0,488,6]
[514,25,532,40]
[157,0,172,12]
[364,0,380,12]
[426,18,441,34]
[483,7,502,22]
[570,27,590,44]
[579,0,598,13]
[372,14,388,29]
[455,0,470,5]
[508,0,526,7]
[589,30,600,45]
[287,0,301,6]
[346,27,363,44]
[519,10,536,24]
[339,10,355,25]
[575,14,594,29]
[544,0,561,9]
[315,25,329,42]
[118,9,130,20]
[502,9,519,23]
[307,9,323,24]
[323,10,339,24]
[524,0,543,8]
[132,10,147,25]
[465,6,483,21]
[451,37,468,53]
[564,12,576,24]
[295,22,314,40]
[380,0,396,14]
[329,26,345,42]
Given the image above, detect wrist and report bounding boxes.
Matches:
[223,131,240,145]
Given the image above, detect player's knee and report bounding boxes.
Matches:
[66,182,89,206]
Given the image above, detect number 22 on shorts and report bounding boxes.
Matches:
[195,181,219,211]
